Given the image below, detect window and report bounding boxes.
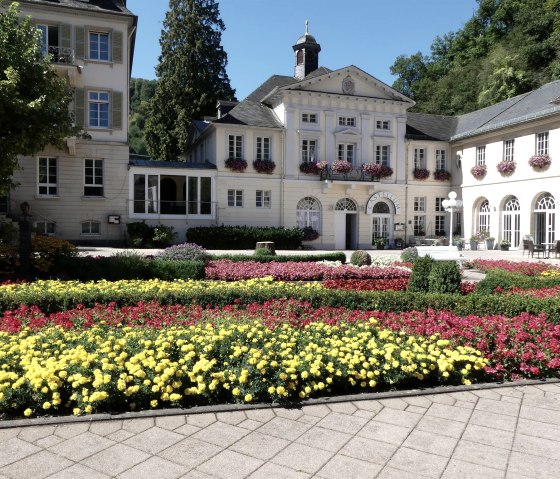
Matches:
[414,216,426,235]
[296,197,321,231]
[36,222,56,235]
[256,137,270,161]
[478,200,491,233]
[37,24,59,57]
[435,197,446,212]
[414,197,426,212]
[536,132,549,155]
[476,146,486,166]
[414,149,426,169]
[256,190,271,208]
[301,139,317,162]
[436,150,447,170]
[301,113,317,123]
[81,221,101,236]
[0,196,7,214]
[338,116,356,127]
[435,215,446,235]
[228,135,243,159]
[503,139,515,162]
[89,31,110,61]
[375,145,390,166]
[337,143,355,163]
[88,91,110,128]
[84,159,103,197]
[376,120,390,130]
[228,189,243,207]
[38,157,58,196]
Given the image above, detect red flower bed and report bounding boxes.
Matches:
[205,260,410,281]
[323,278,477,295]
[498,285,560,299]
[471,259,554,276]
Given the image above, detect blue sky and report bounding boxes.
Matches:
[127,0,479,100]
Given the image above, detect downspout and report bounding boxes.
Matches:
[280,127,286,227]
[404,139,410,242]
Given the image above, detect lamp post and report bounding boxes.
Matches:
[442,192,463,250]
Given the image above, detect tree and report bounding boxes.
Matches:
[145,0,236,161]
[389,52,428,100]
[0,1,76,192]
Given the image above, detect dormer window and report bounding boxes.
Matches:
[302,113,317,124]
[338,116,356,127]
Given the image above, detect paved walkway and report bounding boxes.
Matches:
[0,382,559,478]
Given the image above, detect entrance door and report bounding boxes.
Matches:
[334,198,358,249]
[534,193,556,244]
[371,201,393,246]
[502,196,520,248]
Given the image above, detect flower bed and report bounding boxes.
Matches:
[472,259,554,276]
[323,278,409,292]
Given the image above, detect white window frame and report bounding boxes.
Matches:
[337,143,355,163]
[256,190,271,208]
[227,189,243,207]
[228,134,243,159]
[296,197,321,232]
[301,139,317,163]
[476,146,486,166]
[414,196,426,212]
[414,148,426,169]
[84,159,104,197]
[36,221,56,235]
[375,145,390,166]
[376,120,390,130]
[38,157,58,196]
[414,215,426,235]
[88,90,110,128]
[81,220,101,236]
[338,116,356,127]
[256,137,271,161]
[435,215,446,235]
[436,150,447,170]
[536,132,549,155]
[435,197,445,212]
[89,31,110,61]
[503,139,515,162]
[301,113,317,124]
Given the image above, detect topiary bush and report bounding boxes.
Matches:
[407,255,435,292]
[428,260,462,294]
[186,225,304,249]
[254,247,276,257]
[350,250,372,266]
[155,243,209,263]
[400,247,418,263]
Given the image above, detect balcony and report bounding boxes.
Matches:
[47,47,81,87]
[319,166,383,183]
[47,46,75,65]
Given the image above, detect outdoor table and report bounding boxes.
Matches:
[541,242,556,258]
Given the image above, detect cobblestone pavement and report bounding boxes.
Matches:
[1,382,559,478]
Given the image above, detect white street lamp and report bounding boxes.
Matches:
[441,191,463,250]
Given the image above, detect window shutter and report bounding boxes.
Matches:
[74,88,85,128]
[112,30,123,63]
[60,24,71,49]
[75,26,85,59]
[112,91,122,130]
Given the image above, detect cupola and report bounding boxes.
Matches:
[292,20,321,80]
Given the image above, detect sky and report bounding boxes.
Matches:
[127,0,480,100]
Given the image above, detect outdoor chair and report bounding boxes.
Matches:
[527,240,546,258]
[554,240,560,259]
[522,235,534,256]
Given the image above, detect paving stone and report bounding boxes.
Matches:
[535,383,560,393]
[192,421,249,448]
[326,402,357,414]
[452,439,509,470]
[123,426,184,454]
[216,410,247,425]
[423,394,456,405]
[374,407,422,428]
[173,423,200,436]
[406,405,427,415]
[230,431,290,460]
[297,414,321,425]
[47,463,111,479]
[256,417,311,441]
[402,396,433,408]
[353,410,378,420]
[155,415,186,430]
[441,459,504,479]
[160,437,223,470]
[377,466,432,478]
[49,431,115,461]
[117,456,188,479]
[237,419,263,430]
[315,412,368,435]
[179,471,215,479]
[17,425,55,443]
[35,434,65,449]
[454,400,476,410]
[352,400,383,413]
[357,420,411,446]
[316,454,382,478]
[341,436,398,465]
[296,426,352,452]
[247,462,310,479]
[0,438,41,468]
[499,388,524,398]
[448,391,479,403]
[377,398,408,410]
[89,420,122,437]
[426,403,472,423]
[121,417,154,434]
[507,451,560,478]
[197,450,264,479]
[387,447,448,478]
[461,423,514,449]
[516,417,560,442]
[105,429,135,443]
[271,442,334,475]
[513,433,560,458]
[520,406,560,426]
[402,429,458,457]
[275,408,304,420]
[0,450,72,479]
[82,444,151,476]
[54,422,89,439]
[245,409,276,423]
[522,396,560,411]
[476,398,520,417]
[0,429,20,444]
[300,404,331,418]
[186,413,216,428]
[416,415,466,438]
[502,395,522,404]
[470,409,517,431]
[471,389,503,400]
[517,386,545,397]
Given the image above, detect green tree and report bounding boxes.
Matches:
[129,78,157,155]
[145,0,236,161]
[0,1,76,191]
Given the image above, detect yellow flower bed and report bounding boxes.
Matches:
[540,270,560,277]
[0,318,487,418]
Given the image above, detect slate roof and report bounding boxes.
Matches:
[129,155,216,170]
[20,0,133,15]
[406,113,457,141]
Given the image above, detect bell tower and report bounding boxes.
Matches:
[292,20,321,80]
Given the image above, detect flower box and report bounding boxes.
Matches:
[496,160,516,175]
[528,154,551,169]
[433,169,451,181]
[470,164,487,178]
[413,168,430,180]
[253,159,276,174]
[299,162,320,174]
[225,157,248,172]
[362,163,393,179]
[332,160,353,173]
[302,226,319,241]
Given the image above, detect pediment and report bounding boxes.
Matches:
[336,128,360,135]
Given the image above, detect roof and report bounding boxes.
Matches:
[406,113,457,141]
[129,156,217,170]
[19,0,134,15]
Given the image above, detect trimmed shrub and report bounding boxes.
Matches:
[407,255,435,292]
[254,247,276,257]
[31,236,78,274]
[156,243,209,263]
[187,225,304,249]
[428,261,461,294]
[350,250,371,266]
[476,269,560,294]
[400,247,418,263]
[126,221,153,247]
[152,225,177,247]
[210,252,347,263]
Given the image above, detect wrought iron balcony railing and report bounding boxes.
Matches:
[47,46,75,65]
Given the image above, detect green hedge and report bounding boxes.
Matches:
[187,225,304,249]
[476,269,560,294]
[209,252,347,263]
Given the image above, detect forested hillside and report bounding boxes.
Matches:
[391,0,560,114]
[129,78,156,155]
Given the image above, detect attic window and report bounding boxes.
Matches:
[296,50,303,65]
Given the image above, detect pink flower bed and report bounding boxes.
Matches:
[497,286,560,299]
[472,259,555,276]
[204,260,410,281]
[322,278,477,295]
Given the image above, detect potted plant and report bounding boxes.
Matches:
[332,160,353,174]
[225,157,248,172]
[453,237,464,251]
[299,162,320,174]
[529,154,551,169]
[301,226,319,241]
[469,235,479,250]
[433,170,451,181]
[362,163,393,179]
[253,159,276,174]
[374,237,386,250]
[413,168,430,180]
[500,239,510,251]
[471,164,487,179]
[486,236,495,250]
[496,161,516,175]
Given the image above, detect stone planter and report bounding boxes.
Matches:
[486,240,495,250]
[470,241,478,250]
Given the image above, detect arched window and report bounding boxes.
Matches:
[335,198,357,212]
[296,50,304,65]
[296,197,321,231]
[81,220,100,236]
[534,193,556,244]
[503,196,520,248]
[478,199,491,233]
[372,202,390,214]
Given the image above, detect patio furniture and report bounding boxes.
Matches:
[528,240,546,258]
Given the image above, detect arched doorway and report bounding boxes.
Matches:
[334,198,358,249]
[371,201,392,246]
[502,196,520,248]
[477,199,491,233]
[534,193,555,244]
